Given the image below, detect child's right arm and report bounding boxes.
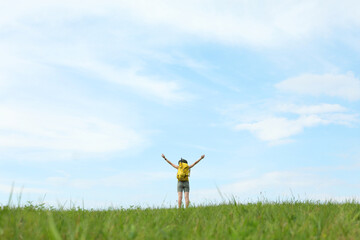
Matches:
[162,154,178,169]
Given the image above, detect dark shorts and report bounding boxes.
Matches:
[177,181,190,192]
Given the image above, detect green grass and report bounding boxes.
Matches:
[1,200,360,239]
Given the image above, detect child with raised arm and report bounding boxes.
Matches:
[162,154,205,208]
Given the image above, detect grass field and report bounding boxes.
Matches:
[1,200,360,239]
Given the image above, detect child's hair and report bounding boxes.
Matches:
[178,158,188,164]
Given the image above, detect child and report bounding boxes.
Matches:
[162,154,205,208]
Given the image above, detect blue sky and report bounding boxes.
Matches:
[1,0,360,208]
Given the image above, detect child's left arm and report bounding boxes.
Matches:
[189,155,205,168]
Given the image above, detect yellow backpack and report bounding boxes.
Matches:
[177,162,190,181]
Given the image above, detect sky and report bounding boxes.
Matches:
[1,0,360,209]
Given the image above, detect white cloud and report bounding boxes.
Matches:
[222,171,329,193]
[70,61,190,103]
[1,0,360,48]
[0,36,191,104]
[232,102,357,143]
[193,170,343,202]
[276,72,360,101]
[0,39,190,104]
[236,115,327,142]
[0,183,49,194]
[88,0,360,47]
[0,104,143,153]
[276,103,347,115]
[46,171,174,189]
[231,72,360,143]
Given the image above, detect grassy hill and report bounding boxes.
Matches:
[1,201,360,239]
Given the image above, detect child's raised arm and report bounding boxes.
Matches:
[162,154,178,169]
[189,154,205,168]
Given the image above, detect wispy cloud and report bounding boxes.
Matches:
[1,0,360,48]
[0,104,143,153]
[236,115,327,143]
[193,170,344,202]
[227,70,360,144]
[234,103,357,144]
[276,103,347,115]
[67,61,191,103]
[276,72,360,101]
[119,0,360,47]
[0,183,50,194]
[45,171,174,189]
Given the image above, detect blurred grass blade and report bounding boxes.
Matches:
[48,213,62,240]
[7,182,15,207]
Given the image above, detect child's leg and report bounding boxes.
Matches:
[178,192,183,208]
[184,192,190,208]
